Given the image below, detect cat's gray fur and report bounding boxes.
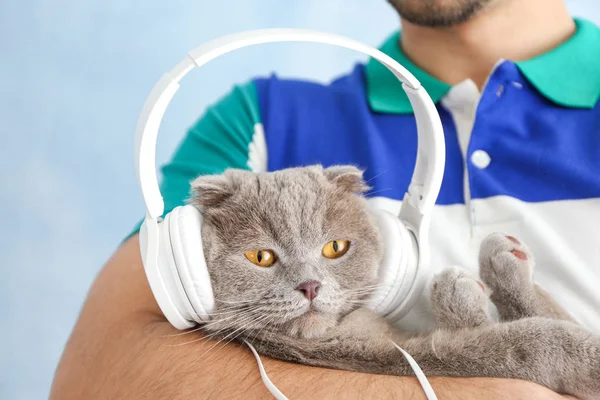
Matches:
[190,165,600,399]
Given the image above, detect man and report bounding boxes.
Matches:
[51,0,599,398]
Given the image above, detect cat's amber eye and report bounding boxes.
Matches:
[322,240,350,259]
[245,249,277,267]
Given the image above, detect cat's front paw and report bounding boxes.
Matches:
[479,233,538,320]
[479,233,534,288]
[430,267,490,330]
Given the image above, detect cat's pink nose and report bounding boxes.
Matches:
[295,280,321,301]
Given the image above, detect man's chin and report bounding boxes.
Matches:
[284,310,339,339]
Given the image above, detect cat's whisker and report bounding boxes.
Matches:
[246,313,277,340]
[206,311,262,327]
[345,284,386,296]
[345,290,382,298]
[174,326,246,349]
[209,305,263,317]
[347,294,378,300]
[210,306,258,313]
[345,297,375,302]
[356,282,386,288]
[170,310,265,347]
[167,320,252,346]
[168,330,220,347]
[347,289,381,296]
[355,290,382,294]
[346,283,386,291]
[216,299,257,306]
[195,313,273,364]
[365,187,394,196]
[205,313,276,363]
[217,301,271,309]
[250,312,278,344]
[214,297,275,306]
[364,169,389,184]
[176,307,269,364]
[209,303,269,318]
[158,308,256,334]
[204,309,264,329]
[161,326,204,338]
[217,299,291,307]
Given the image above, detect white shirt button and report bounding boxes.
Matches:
[471,150,491,169]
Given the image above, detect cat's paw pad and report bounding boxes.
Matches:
[479,233,534,296]
[431,267,489,329]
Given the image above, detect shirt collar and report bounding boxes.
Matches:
[365,18,600,114]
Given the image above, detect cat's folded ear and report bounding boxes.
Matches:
[323,165,370,194]
[190,172,235,209]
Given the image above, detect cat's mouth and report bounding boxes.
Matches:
[300,299,332,315]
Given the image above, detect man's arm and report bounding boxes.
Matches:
[50,235,572,400]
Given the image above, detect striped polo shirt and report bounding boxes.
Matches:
[149,18,600,333]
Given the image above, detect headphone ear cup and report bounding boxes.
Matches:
[140,215,195,330]
[168,205,215,322]
[367,209,418,319]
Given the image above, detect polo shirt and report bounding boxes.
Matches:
[141,18,600,333]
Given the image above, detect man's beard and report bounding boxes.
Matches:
[388,0,495,28]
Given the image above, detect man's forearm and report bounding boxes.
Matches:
[50,235,570,399]
[52,316,553,400]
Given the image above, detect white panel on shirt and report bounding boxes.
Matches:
[370,196,600,334]
[247,123,268,173]
[370,80,600,334]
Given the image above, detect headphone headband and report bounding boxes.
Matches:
[135,28,444,221]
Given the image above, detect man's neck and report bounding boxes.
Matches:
[400,0,576,89]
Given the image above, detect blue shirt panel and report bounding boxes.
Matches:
[254,65,465,205]
[254,63,600,205]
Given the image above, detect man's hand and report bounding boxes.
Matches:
[50,235,575,399]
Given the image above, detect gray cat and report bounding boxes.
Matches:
[190,165,600,399]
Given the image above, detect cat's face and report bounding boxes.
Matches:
[192,165,383,339]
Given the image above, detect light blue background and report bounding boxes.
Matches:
[1,1,599,398]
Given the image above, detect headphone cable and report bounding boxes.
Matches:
[244,339,438,400]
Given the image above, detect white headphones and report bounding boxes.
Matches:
[135,29,446,330]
